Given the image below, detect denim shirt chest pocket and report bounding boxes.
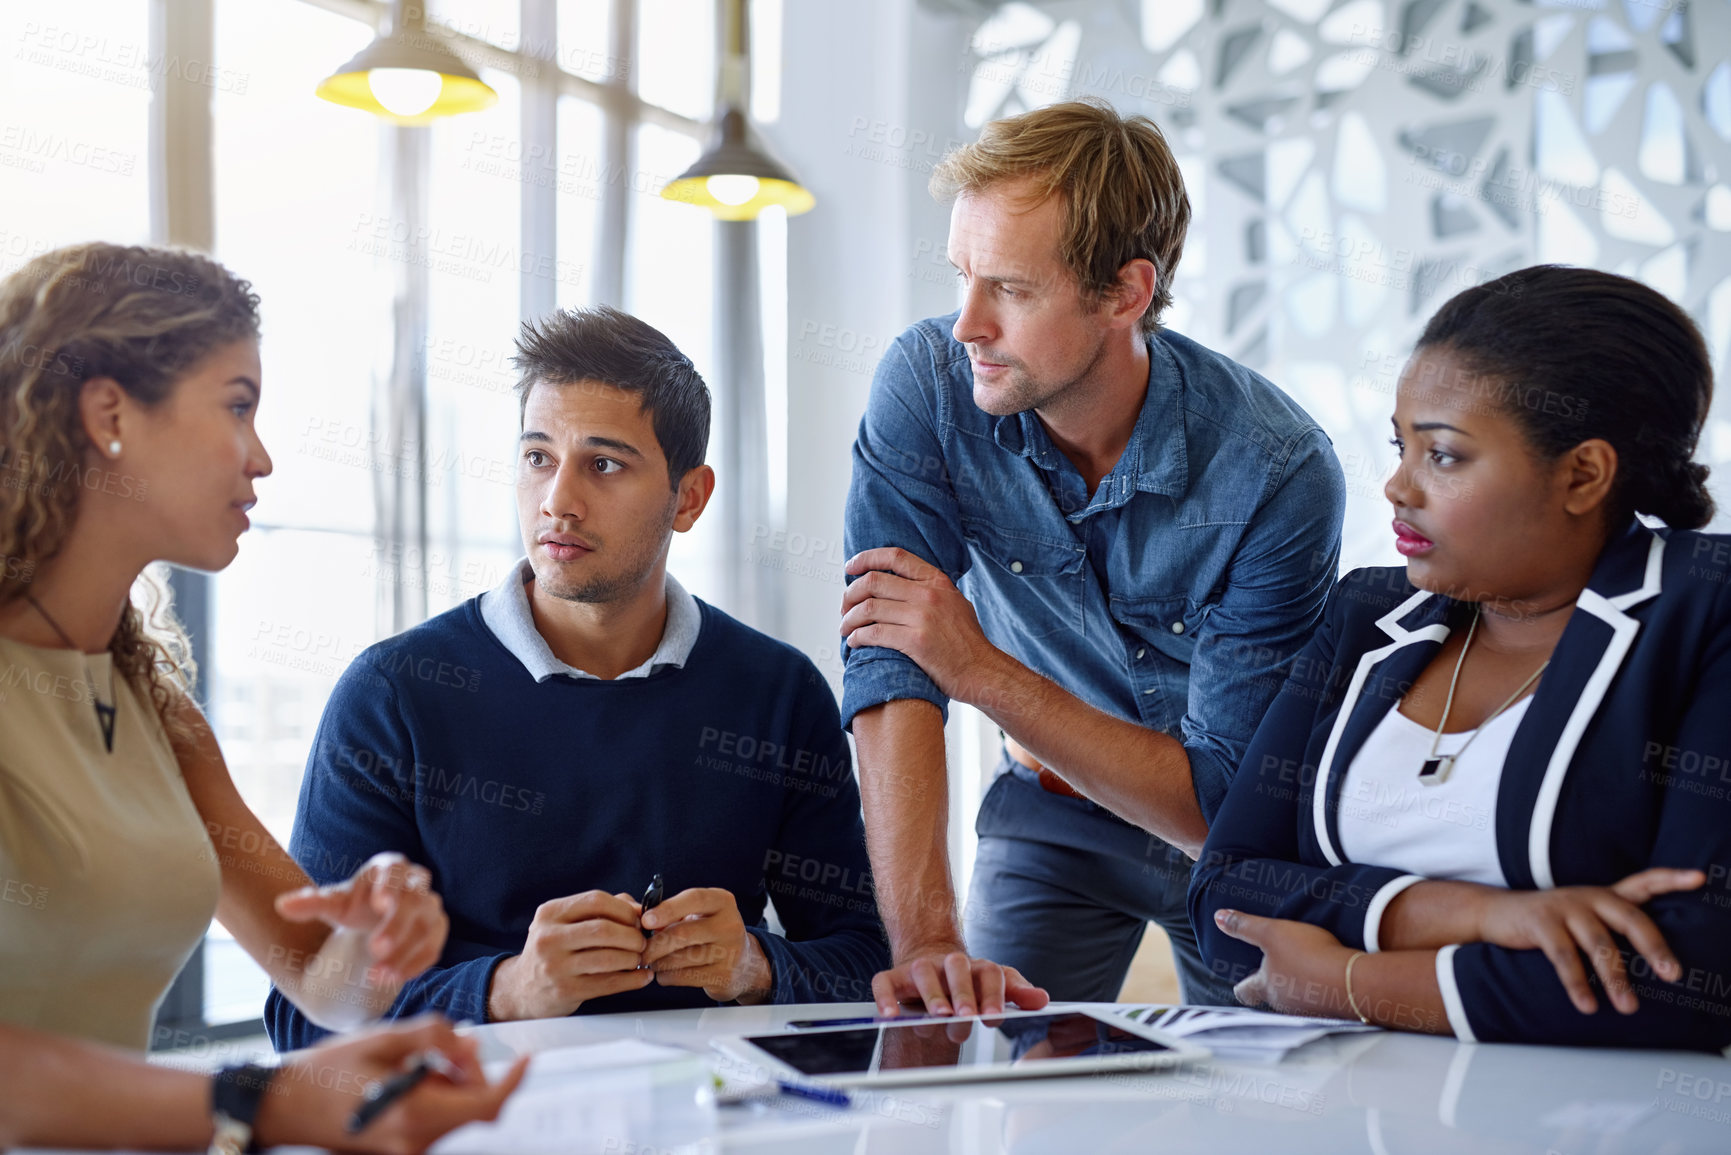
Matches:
[1110,593,1205,661]
[959,516,1087,642]
[1109,593,1205,729]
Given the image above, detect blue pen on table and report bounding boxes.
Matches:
[346,1048,465,1134]
[775,1080,852,1108]
[718,1079,853,1109]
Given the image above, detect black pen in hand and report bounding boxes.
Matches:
[636,873,664,970]
[346,1048,464,1135]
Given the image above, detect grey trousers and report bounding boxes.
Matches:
[963,830,1240,1007]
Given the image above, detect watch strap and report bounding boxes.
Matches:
[209,1063,276,1154]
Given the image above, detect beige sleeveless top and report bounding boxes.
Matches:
[0,636,221,1049]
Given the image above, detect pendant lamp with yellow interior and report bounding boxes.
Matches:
[659,0,814,221]
[316,0,497,124]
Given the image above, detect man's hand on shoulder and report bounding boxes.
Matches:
[641,888,775,1004]
[486,891,652,1021]
[870,941,1049,1018]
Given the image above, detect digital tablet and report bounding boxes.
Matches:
[712,1008,1208,1088]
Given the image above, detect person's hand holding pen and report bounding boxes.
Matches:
[485,891,653,1021]
[256,1016,526,1152]
[641,885,775,1005]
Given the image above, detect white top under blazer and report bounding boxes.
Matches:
[1336,696,1533,890]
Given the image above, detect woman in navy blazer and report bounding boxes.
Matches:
[1189,265,1731,1050]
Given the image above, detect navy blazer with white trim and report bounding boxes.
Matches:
[1188,520,1731,1049]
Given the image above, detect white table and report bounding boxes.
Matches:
[465,1001,1731,1154]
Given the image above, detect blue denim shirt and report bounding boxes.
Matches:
[841,313,1345,848]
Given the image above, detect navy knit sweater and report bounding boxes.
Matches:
[265,597,888,1050]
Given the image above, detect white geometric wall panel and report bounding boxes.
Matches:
[952,0,1731,566]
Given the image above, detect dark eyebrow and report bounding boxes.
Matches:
[1390,418,1473,436]
[583,435,645,460]
[516,431,646,460]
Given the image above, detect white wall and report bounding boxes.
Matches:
[770,0,991,885]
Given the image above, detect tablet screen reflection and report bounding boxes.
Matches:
[746,1013,1171,1078]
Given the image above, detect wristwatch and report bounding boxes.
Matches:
[209,1063,277,1155]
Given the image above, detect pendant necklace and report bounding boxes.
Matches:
[1418,605,1548,786]
[24,593,118,753]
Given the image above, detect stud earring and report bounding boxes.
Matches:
[107,440,121,456]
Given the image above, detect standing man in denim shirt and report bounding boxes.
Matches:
[840,100,1345,1017]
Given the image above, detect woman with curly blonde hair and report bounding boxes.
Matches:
[0,243,522,1151]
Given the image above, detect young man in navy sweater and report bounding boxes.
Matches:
[267,307,888,1048]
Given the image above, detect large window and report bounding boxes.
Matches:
[0,0,796,1043]
[0,0,741,1037]
[185,0,728,1034]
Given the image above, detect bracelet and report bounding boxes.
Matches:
[1343,950,1372,1025]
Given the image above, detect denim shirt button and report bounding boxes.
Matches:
[1171,621,1185,634]
[1135,648,1146,659]
[1010,560,1024,574]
